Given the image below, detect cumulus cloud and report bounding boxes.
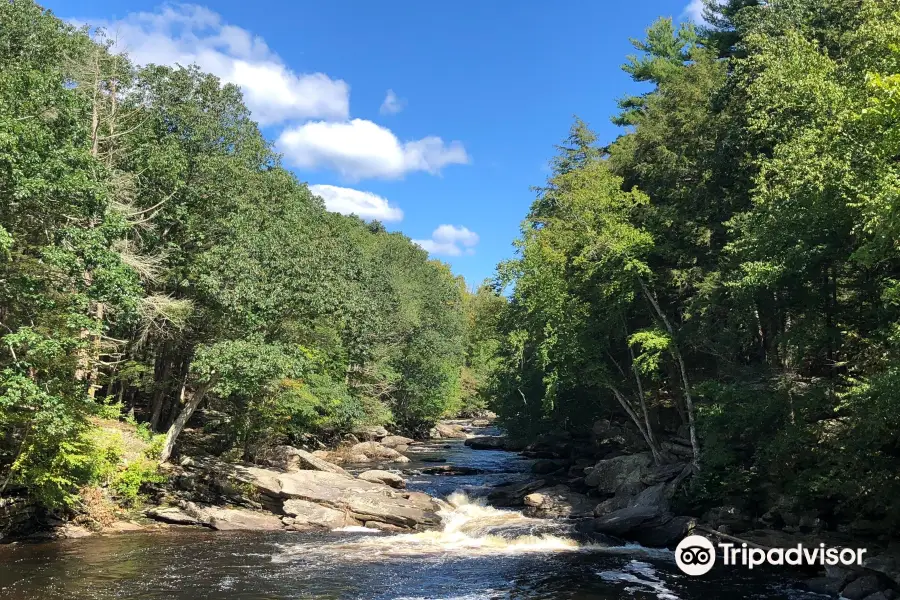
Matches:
[683,0,723,24]
[413,225,479,257]
[379,89,405,115]
[277,118,469,180]
[309,184,403,222]
[683,0,706,22]
[84,4,349,125]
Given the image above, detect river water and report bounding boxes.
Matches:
[0,427,821,599]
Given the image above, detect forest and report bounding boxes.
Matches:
[489,0,900,533]
[4,0,900,539]
[0,0,496,511]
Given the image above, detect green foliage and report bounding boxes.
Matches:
[0,0,470,514]
[490,0,900,533]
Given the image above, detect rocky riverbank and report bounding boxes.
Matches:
[459,419,900,599]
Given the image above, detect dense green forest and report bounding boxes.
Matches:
[489,0,900,532]
[0,1,494,510]
[4,0,900,537]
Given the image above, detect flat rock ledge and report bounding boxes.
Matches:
[148,456,441,532]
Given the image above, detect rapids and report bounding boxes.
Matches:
[0,427,825,599]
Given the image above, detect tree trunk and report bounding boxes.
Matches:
[639,278,700,468]
[608,385,662,464]
[159,380,211,463]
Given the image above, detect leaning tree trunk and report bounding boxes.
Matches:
[608,385,663,464]
[639,278,700,468]
[159,380,211,463]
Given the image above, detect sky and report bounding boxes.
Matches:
[51,0,705,287]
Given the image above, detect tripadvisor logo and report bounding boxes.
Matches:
[675,535,867,576]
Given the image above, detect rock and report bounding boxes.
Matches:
[660,441,694,459]
[264,445,352,477]
[146,506,202,526]
[237,465,439,529]
[203,507,284,531]
[57,523,93,539]
[632,483,670,512]
[182,458,439,530]
[521,485,595,518]
[430,422,468,439]
[488,479,547,507]
[593,506,662,536]
[842,575,881,600]
[861,593,890,600]
[350,442,410,463]
[283,499,354,529]
[524,493,545,507]
[358,470,406,489]
[584,453,653,494]
[631,515,692,548]
[380,435,415,449]
[804,576,843,596]
[641,463,687,486]
[594,495,632,517]
[865,554,900,587]
[366,521,405,533]
[419,465,484,476]
[353,425,389,441]
[471,419,491,427]
[532,459,567,475]
[464,436,525,451]
[702,505,754,534]
[104,521,144,533]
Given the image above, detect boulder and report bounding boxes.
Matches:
[430,422,468,439]
[593,504,690,547]
[235,465,439,529]
[702,505,754,534]
[594,495,632,517]
[358,470,406,489]
[380,435,415,449]
[283,499,354,529]
[350,442,410,463]
[631,515,692,548]
[521,485,595,518]
[471,419,491,427]
[842,575,881,600]
[593,506,662,537]
[146,506,202,526]
[203,507,284,531]
[353,425,389,441]
[465,436,525,451]
[532,459,567,475]
[264,445,351,477]
[641,463,687,486]
[488,479,547,507]
[865,554,900,588]
[584,453,653,494]
[366,521,406,533]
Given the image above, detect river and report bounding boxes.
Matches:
[0,426,821,599]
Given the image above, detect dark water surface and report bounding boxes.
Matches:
[0,428,820,599]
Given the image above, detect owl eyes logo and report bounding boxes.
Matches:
[675,535,716,576]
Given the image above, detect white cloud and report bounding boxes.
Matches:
[277,118,469,180]
[413,225,479,257]
[309,184,403,222]
[683,0,723,24]
[85,4,348,125]
[684,0,706,22]
[380,89,405,115]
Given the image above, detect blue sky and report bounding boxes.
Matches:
[51,0,703,287]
